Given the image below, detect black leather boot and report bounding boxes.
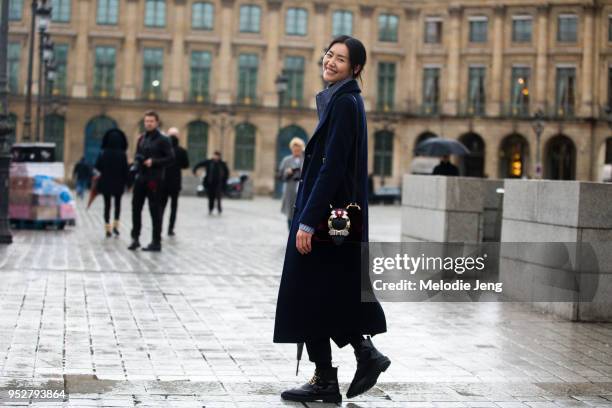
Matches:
[281,367,342,403]
[346,337,391,398]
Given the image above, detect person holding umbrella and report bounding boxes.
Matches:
[433,155,459,176]
[95,128,129,237]
[414,137,469,177]
[274,35,390,404]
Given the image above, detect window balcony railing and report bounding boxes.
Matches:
[235,95,261,106]
[419,103,440,116]
[190,93,211,104]
[551,103,575,119]
[499,103,531,119]
[458,102,486,117]
[280,97,304,109]
[375,102,395,113]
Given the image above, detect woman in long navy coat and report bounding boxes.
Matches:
[274,35,390,404]
[95,128,129,237]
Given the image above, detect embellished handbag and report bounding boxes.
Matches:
[313,95,363,246]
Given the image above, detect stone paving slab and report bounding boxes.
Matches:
[0,196,612,407]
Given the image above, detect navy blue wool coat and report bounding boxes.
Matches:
[273,79,387,347]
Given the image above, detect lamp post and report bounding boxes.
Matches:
[531,109,545,179]
[35,10,52,142]
[274,74,288,198]
[0,0,14,243]
[275,74,288,132]
[23,0,51,142]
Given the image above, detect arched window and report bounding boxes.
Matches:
[84,115,117,164]
[545,134,575,180]
[44,114,66,161]
[374,130,393,176]
[414,131,438,156]
[187,121,208,165]
[458,132,485,177]
[499,133,529,178]
[234,123,256,171]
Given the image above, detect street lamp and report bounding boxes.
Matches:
[274,74,288,198]
[35,22,53,142]
[275,73,288,133]
[0,0,14,243]
[23,0,52,142]
[531,109,545,179]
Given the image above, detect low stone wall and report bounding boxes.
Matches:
[401,175,485,242]
[500,180,612,321]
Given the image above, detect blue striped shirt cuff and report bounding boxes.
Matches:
[299,223,315,234]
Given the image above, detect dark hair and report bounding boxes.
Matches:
[213,151,221,157]
[169,135,179,148]
[101,128,128,151]
[144,110,160,122]
[324,35,367,82]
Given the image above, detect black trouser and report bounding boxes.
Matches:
[131,180,162,244]
[161,189,179,232]
[103,193,122,224]
[208,185,223,213]
[305,334,365,365]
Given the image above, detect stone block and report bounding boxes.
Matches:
[401,206,446,242]
[444,177,484,212]
[402,174,446,210]
[502,179,538,222]
[447,212,481,242]
[576,182,612,229]
[535,181,580,227]
[500,219,578,243]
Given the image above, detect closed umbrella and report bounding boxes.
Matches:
[86,175,100,209]
[415,138,470,157]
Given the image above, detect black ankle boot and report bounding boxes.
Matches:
[346,337,391,398]
[281,367,342,403]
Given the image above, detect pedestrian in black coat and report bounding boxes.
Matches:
[192,151,229,215]
[128,111,174,252]
[432,155,460,176]
[161,128,190,236]
[95,128,129,237]
[274,36,390,404]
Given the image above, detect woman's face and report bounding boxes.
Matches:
[322,43,356,84]
[291,144,303,156]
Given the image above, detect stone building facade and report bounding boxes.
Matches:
[7,0,612,193]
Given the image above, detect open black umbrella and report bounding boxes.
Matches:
[415,138,470,157]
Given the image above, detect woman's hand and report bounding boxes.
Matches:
[296,229,313,255]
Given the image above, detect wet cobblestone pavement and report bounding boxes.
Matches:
[1,196,612,407]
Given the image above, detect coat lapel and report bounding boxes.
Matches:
[307,80,361,149]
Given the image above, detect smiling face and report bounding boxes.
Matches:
[322,43,359,84]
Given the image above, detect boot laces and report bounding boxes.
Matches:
[307,373,320,385]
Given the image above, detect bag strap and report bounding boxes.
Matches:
[349,94,360,205]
